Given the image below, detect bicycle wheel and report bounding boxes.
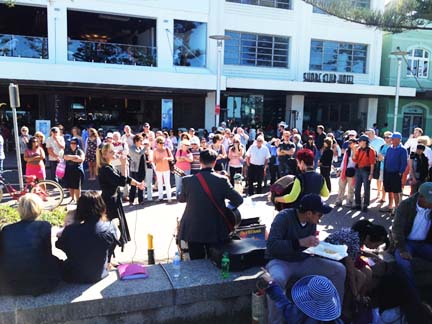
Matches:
[0,187,3,203]
[31,180,64,210]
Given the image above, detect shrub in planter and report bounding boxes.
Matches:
[0,205,66,228]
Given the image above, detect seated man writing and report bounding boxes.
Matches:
[392,181,432,303]
[266,193,346,324]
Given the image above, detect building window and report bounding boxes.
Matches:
[67,11,157,67]
[309,40,367,73]
[313,0,369,13]
[406,48,429,78]
[0,5,48,59]
[226,0,291,9]
[173,20,207,67]
[224,31,289,68]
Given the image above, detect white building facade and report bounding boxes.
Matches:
[0,0,416,132]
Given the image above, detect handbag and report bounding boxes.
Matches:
[196,173,241,233]
[55,160,66,179]
[165,148,175,172]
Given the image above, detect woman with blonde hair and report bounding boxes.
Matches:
[85,127,101,180]
[0,194,60,295]
[96,143,144,250]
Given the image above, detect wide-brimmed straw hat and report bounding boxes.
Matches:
[291,275,341,321]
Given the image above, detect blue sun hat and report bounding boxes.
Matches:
[291,275,341,321]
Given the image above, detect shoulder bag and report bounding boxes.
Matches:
[196,173,241,233]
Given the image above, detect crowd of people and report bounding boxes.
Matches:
[1,120,432,323]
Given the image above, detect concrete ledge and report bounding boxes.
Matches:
[0,260,262,324]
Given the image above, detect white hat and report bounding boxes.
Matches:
[347,130,357,136]
[190,138,199,145]
[106,132,113,138]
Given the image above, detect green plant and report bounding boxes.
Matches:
[0,205,67,229]
[4,0,16,8]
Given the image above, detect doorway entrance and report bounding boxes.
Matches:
[402,105,424,138]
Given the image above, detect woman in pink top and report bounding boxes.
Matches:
[228,135,245,186]
[24,137,46,180]
[153,136,174,202]
[174,139,193,197]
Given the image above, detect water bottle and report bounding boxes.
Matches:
[221,252,230,279]
[173,252,181,279]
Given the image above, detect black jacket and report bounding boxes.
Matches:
[178,168,243,243]
[56,221,117,283]
[0,220,60,295]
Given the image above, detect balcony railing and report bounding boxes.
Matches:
[68,39,157,67]
[0,34,48,59]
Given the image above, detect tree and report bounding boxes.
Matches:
[301,0,432,32]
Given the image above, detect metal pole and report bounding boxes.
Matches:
[8,83,24,191]
[393,57,402,132]
[215,40,222,128]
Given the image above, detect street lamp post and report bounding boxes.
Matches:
[209,35,230,128]
[390,49,409,132]
[8,83,24,191]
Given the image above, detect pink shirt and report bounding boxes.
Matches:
[175,149,193,171]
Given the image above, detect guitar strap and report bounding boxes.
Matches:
[196,173,234,232]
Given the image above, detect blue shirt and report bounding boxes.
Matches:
[269,145,280,166]
[384,144,408,174]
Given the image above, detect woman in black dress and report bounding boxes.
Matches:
[319,138,334,192]
[63,137,85,203]
[96,143,144,250]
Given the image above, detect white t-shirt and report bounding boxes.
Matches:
[45,136,65,161]
[121,134,134,149]
[407,203,432,241]
[246,144,270,166]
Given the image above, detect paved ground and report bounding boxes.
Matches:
[0,151,408,264]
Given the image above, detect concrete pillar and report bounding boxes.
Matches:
[157,18,174,69]
[47,2,68,64]
[365,98,378,130]
[285,95,305,132]
[205,92,216,131]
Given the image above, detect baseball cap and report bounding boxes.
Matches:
[143,122,150,127]
[359,135,369,143]
[347,130,357,136]
[181,139,191,146]
[190,138,199,145]
[189,128,195,132]
[419,182,432,204]
[298,194,332,214]
[106,132,113,138]
[417,144,426,151]
[392,132,402,139]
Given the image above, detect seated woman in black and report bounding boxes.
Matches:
[56,191,118,283]
[0,194,60,296]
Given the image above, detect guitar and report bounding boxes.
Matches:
[225,205,242,230]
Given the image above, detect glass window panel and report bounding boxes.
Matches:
[224,57,239,64]
[240,58,256,65]
[414,49,423,57]
[225,31,240,39]
[241,46,256,54]
[275,37,289,43]
[274,43,289,49]
[256,60,272,66]
[310,64,322,70]
[323,64,337,71]
[241,34,256,40]
[311,40,323,47]
[274,49,288,55]
[257,54,272,60]
[425,52,429,58]
[173,20,207,67]
[258,35,273,42]
[258,41,273,48]
[274,61,288,67]
[241,40,257,47]
[257,48,272,54]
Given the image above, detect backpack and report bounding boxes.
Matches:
[269,173,303,211]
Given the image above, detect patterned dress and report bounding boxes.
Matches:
[85,138,98,163]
